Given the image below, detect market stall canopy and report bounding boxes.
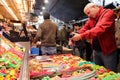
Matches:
[34,0,90,23]
[0,0,34,22]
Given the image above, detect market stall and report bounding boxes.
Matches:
[0,34,28,80]
[29,54,120,80]
[0,33,120,80]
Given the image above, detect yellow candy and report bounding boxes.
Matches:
[11,75,16,79]
[6,70,10,74]
[5,78,10,80]
[0,76,4,80]
[10,70,15,75]
[98,75,104,79]
[6,74,10,78]
[72,71,79,76]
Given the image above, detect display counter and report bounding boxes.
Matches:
[19,50,29,80]
[0,34,29,80]
[1,34,120,80]
[28,54,120,80]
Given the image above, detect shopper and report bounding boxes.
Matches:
[34,12,59,55]
[59,25,68,47]
[72,3,118,72]
[70,23,86,58]
[85,40,93,61]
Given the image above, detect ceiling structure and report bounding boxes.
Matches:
[34,0,90,23]
[0,0,120,24]
[0,0,34,22]
[34,0,120,23]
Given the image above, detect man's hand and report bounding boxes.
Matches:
[72,33,81,41]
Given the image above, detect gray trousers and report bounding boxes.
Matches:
[93,50,118,72]
[41,46,57,55]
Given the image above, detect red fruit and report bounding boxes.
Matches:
[106,69,111,72]
[1,69,6,73]
[0,51,3,55]
[10,78,15,80]
[99,68,105,73]
[85,69,91,73]
[96,71,100,75]
[12,61,16,65]
[117,78,120,80]
[90,77,96,80]
[62,74,71,78]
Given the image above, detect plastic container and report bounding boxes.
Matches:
[30,47,40,55]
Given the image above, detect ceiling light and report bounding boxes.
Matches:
[40,12,43,15]
[45,0,49,4]
[42,6,45,10]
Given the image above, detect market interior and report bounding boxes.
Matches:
[0,0,120,80]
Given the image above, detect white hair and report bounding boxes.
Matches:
[84,3,98,13]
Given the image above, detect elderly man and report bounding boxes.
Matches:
[72,3,118,72]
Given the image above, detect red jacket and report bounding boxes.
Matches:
[78,7,117,55]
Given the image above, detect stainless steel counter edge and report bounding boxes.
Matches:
[19,49,30,80]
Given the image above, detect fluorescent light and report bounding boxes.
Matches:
[45,0,49,3]
[40,12,43,15]
[42,6,45,10]
[0,0,18,20]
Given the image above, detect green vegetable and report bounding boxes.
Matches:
[41,76,50,80]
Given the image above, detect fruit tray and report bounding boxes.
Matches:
[40,70,96,80]
[68,70,96,80]
[102,73,120,80]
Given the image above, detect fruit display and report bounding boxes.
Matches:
[102,73,120,80]
[1,33,120,80]
[41,68,96,80]
[29,59,42,72]
[59,67,96,80]
[0,34,26,53]
[50,54,83,71]
[29,54,97,80]
[0,35,24,80]
[29,57,58,77]
[88,65,117,80]
[30,54,120,80]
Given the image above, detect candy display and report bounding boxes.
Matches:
[102,73,120,80]
[29,54,97,79]
[0,35,25,80]
[32,54,120,80]
[1,34,120,80]
[29,59,42,72]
